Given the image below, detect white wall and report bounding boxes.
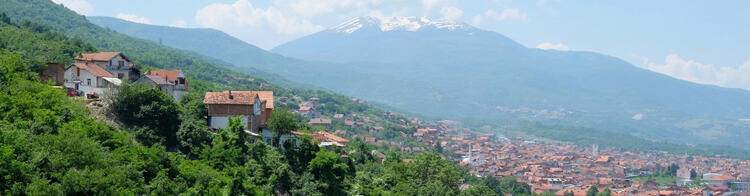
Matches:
[261,129,300,148]
[209,115,248,130]
[63,67,102,94]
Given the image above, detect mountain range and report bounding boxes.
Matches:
[89,16,750,149]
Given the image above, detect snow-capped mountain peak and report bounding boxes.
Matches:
[331,16,472,33]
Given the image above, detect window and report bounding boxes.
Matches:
[117,73,124,79]
[118,60,124,68]
[87,78,91,86]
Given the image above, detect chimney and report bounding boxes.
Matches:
[228,90,233,99]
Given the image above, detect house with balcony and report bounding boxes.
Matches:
[74,52,139,81]
[137,70,188,100]
[64,52,138,94]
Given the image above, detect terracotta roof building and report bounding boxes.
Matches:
[138,70,189,100]
[204,90,274,131]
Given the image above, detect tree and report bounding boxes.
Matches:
[667,163,679,177]
[597,188,611,196]
[459,184,497,196]
[499,177,530,196]
[308,149,349,195]
[178,92,206,120]
[690,169,697,179]
[586,186,599,196]
[481,177,504,196]
[111,83,180,146]
[564,191,575,196]
[176,117,213,156]
[267,109,299,147]
[200,117,248,169]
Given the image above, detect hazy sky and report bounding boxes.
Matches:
[53,0,750,91]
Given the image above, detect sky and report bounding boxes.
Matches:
[52,0,750,91]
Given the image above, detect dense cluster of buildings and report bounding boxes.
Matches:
[403,121,750,196]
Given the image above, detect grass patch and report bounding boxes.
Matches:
[631,176,679,186]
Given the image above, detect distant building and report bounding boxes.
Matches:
[309,118,332,128]
[203,90,273,132]
[677,168,692,179]
[137,70,188,100]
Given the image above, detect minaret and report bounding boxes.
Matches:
[592,144,599,157]
[468,144,472,164]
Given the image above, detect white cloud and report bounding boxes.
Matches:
[440,6,463,21]
[284,0,385,17]
[646,54,750,91]
[484,8,529,22]
[116,13,151,24]
[421,0,443,10]
[52,0,93,15]
[195,0,326,49]
[536,42,569,51]
[196,0,324,35]
[170,20,188,28]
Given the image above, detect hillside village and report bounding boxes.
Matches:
[36,51,750,196]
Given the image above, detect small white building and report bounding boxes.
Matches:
[63,62,121,94]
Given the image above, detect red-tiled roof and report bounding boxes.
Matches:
[316,131,349,144]
[710,175,734,181]
[70,62,115,78]
[203,91,274,109]
[146,70,182,82]
[75,52,124,62]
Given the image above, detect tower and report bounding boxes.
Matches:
[592,144,599,157]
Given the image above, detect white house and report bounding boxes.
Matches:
[74,52,139,81]
[63,62,121,94]
[64,52,139,94]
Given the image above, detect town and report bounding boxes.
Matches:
[38,51,750,196]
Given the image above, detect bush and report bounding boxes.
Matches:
[111,83,180,146]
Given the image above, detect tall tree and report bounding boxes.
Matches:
[586,186,599,196]
[267,109,299,147]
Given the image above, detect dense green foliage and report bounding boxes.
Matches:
[0,13,96,72]
[111,82,180,146]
